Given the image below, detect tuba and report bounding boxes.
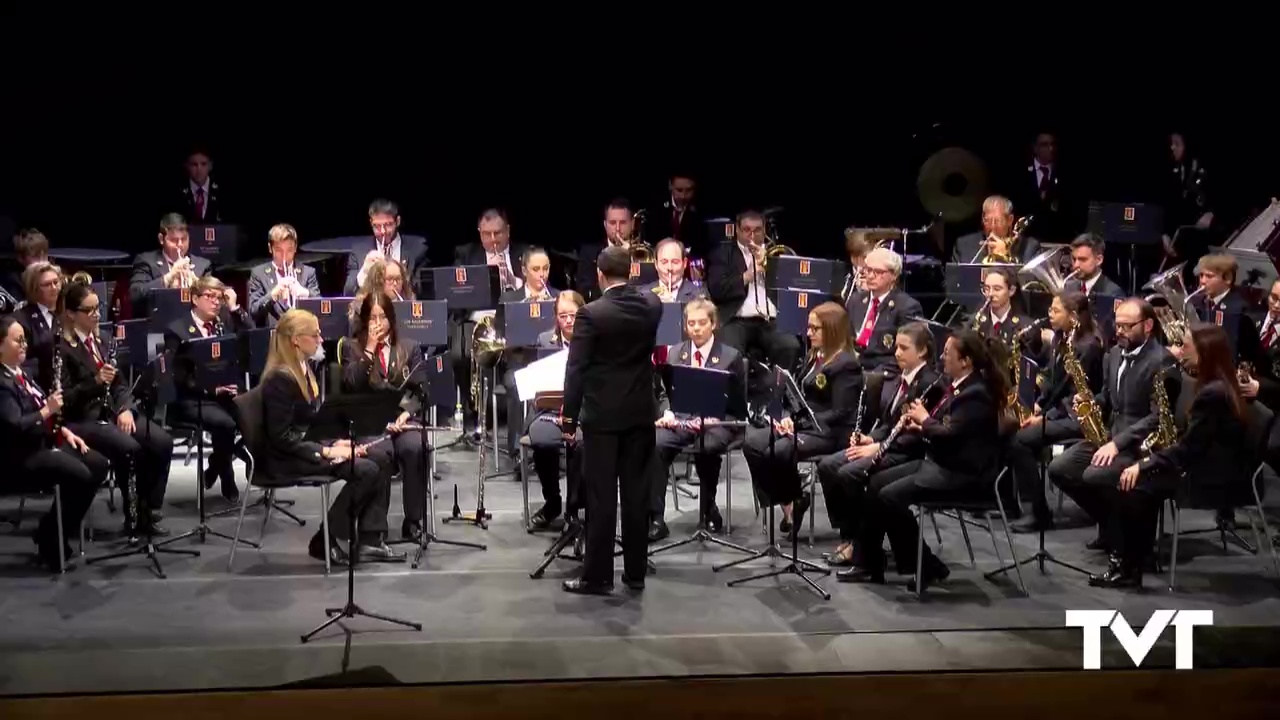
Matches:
[982,215,1032,264]
[469,315,507,407]
[1143,262,1203,346]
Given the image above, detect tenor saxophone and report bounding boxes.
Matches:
[1063,324,1108,446]
[1139,364,1178,459]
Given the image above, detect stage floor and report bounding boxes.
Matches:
[2,437,1279,696]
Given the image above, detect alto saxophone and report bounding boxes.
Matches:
[1006,332,1033,424]
[1064,324,1108,446]
[1139,364,1178,459]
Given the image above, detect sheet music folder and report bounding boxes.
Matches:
[497,300,556,347]
[183,335,241,390]
[393,299,449,347]
[664,364,730,419]
[424,265,501,311]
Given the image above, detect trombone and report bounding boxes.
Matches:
[969,215,1033,264]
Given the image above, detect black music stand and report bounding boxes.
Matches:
[301,393,422,643]
[86,352,200,578]
[648,364,754,558]
[714,363,831,600]
[155,336,260,553]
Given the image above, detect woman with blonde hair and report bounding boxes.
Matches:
[261,309,404,565]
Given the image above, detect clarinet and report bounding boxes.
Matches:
[50,318,65,443]
[869,373,946,467]
[852,384,866,434]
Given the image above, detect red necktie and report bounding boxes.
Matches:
[195,187,206,219]
[203,321,215,338]
[931,388,956,417]
[993,320,1002,336]
[376,342,387,375]
[856,298,880,348]
[694,350,703,367]
[86,336,103,369]
[1265,324,1276,349]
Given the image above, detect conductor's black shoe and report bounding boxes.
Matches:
[647,518,669,543]
[836,566,885,584]
[400,519,424,544]
[1010,516,1055,534]
[562,578,613,595]
[359,542,407,563]
[621,574,645,591]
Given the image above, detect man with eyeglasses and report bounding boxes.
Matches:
[1047,297,1178,555]
[129,213,213,317]
[843,247,923,375]
[162,276,255,503]
[343,198,429,296]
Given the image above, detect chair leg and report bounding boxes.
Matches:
[519,442,530,531]
[669,465,680,514]
[1251,470,1280,580]
[227,480,255,572]
[915,505,926,599]
[992,475,1027,595]
[54,485,66,574]
[725,451,733,535]
[931,514,942,546]
[957,515,976,568]
[1169,500,1181,592]
[321,484,332,577]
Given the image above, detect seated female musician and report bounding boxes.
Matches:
[973,267,1030,347]
[58,281,175,537]
[527,291,585,530]
[341,292,430,544]
[839,330,1007,590]
[0,315,110,569]
[1105,324,1251,588]
[16,261,63,389]
[350,258,414,322]
[816,321,940,566]
[742,301,862,539]
[1008,291,1104,534]
[262,309,403,566]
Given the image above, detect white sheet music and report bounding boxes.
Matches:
[514,348,568,402]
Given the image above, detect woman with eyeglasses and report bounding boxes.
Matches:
[0,314,109,569]
[16,261,64,391]
[264,309,404,566]
[57,281,175,538]
[341,293,431,545]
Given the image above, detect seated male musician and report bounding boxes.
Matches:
[163,276,255,503]
[129,213,213,317]
[247,223,320,327]
[576,198,639,301]
[1047,297,1179,553]
[647,298,743,541]
[449,208,527,440]
[845,247,923,374]
[343,198,430,296]
[972,267,1031,347]
[1066,233,1124,298]
[950,195,1043,265]
[1187,253,1263,366]
[499,247,558,457]
[1008,291,1105,534]
[58,281,175,537]
[526,291,585,530]
[642,238,704,302]
[707,210,801,380]
[817,322,940,566]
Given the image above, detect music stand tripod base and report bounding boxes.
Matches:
[86,533,201,579]
[530,518,584,579]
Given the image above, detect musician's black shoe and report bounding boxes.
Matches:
[1010,515,1055,534]
[143,520,171,538]
[530,503,562,531]
[905,555,951,593]
[308,532,349,566]
[33,526,73,571]
[150,509,165,522]
[1089,561,1142,589]
[700,506,724,534]
[221,478,240,505]
[786,493,812,542]
[359,542,407,563]
[621,574,645,591]
[648,518,669,543]
[400,519,424,544]
[836,566,885,584]
[562,578,613,595]
[779,514,792,535]
[201,467,217,491]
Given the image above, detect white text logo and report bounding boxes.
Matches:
[1065,610,1213,669]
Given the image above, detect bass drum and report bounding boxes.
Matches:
[917,147,990,225]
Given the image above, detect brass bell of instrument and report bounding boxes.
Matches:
[983,215,1032,264]
[1019,246,1070,293]
[469,315,507,406]
[1143,262,1199,346]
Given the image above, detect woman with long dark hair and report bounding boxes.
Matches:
[840,330,1007,591]
[1105,324,1250,588]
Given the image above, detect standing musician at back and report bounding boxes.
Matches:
[248,223,320,328]
[340,293,427,552]
[643,238,704,303]
[1047,297,1179,555]
[972,267,1030,346]
[526,291,585,531]
[1008,291,1105,534]
[128,213,213,317]
[263,309,401,567]
[950,195,1042,265]
[647,299,744,541]
[163,275,255,504]
[560,247,662,595]
[743,301,862,541]
[16,261,64,390]
[844,247,922,375]
[0,315,110,569]
[1240,278,1280,412]
[1184,253,1262,366]
[838,330,1006,590]
[58,282,175,538]
[1104,324,1252,588]
[707,210,801,380]
[817,321,940,567]
[1159,131,1215,288]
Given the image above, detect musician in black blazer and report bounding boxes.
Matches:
[706,211,802,378]
[1008,292,1105,534]
[129,213,214,317]
[498,257,561,458]
[845,248,924,374]
[3,228,49,307]
[247,224,321,328]
[1190,253,1263,366]
[175,149,226,223]
[343,199,430,296]
[1013,132,1076,243]
[972,266,1032,347]
[744,301,862,541]
[16,260,63,390]
[340,293,429,546]
[1066,233,1125,299]
[560,247,663,595]
[1105,325,1253,588]
[0,316,109,569]
[642,174,708,257]
[648,299,745,540]
[525,293,585,530]
[839,330,1006,589]
[817,322,940,566]
[1047,297,1179,552]
[1240,278,1280,412]
[643,238,706,303]
[57,282,175,536]
[261,309,402,565]
[574,198,636,300]
[950,195,1043,265]
[162,276,254,503]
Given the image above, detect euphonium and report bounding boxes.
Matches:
[1143,262,1202,346]
[1139,364,1179,458]
[1064,323,1108,446]
[66,270,94,286]
[982,215,1032,264]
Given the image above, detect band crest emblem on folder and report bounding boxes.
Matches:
[799,260,811,275]
[205,227,216,242]
[320,300,332,315]
[412,302,423,319]
[211,342,221,360]
[455,268,467,284]
[180,288,191,303]
[529,303,541,319]
[797,292,808,309]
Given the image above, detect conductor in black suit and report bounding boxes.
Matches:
[343,199,429,296]
[560,246,663,595]
[129,213,213,317]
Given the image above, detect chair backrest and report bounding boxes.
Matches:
[1248,400,1276,465]
[233,385,266,459]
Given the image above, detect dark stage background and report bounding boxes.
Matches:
[4,89,1278,266]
